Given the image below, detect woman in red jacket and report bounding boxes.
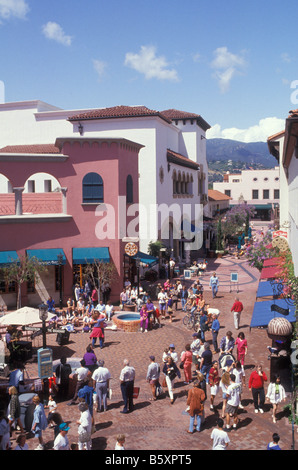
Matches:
[248,364,268,413]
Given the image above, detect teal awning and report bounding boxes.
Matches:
[130,251,158,267]
[72,247,110,265]
[0,251,19,266]
[27,249,66,265]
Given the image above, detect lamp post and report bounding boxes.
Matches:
[57,254,63,310]
[38,303,48,349]
[135,257,140,298]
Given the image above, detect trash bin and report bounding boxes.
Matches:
[7,392,37,431]
[56,330,70,345]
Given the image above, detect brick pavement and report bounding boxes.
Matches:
[8,254,298,451]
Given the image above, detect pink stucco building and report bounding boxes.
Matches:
[0,137,143,308]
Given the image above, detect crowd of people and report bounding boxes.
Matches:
[0,252,289,452]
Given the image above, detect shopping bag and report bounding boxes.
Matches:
[133,387,140,399]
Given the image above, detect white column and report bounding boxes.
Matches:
[61,187,68,214]
[13,187,24,215]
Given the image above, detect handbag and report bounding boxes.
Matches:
[179,361,185,369]
[78,430,92,443]
[108,388,112,400]
[133,387,140,399]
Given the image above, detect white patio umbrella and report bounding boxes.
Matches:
[0,306,56,326]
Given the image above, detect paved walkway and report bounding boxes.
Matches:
[8,255,298,451]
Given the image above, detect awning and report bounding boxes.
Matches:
[250,299,296,328]
[0,250,19,266]
[126,251,158,267]
[260,266,282,280]
[254,204,272,210]
[263,257,282,267]
[72,247,110,265]
[27,248,66,265]
[256,280,284,298]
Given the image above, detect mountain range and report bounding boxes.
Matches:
[206,138,276,168]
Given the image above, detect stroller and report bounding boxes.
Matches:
[219,352,235,372]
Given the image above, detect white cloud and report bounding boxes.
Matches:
[124,45,179,81]
[211,46,247,93]
[0,0,29,21]
[42,21,72,46]
[206,117,285,143]
[93,59,107,81]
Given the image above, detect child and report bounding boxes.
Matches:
[267,433,281,450]
[140,305,149,332]
[45,394,57,426]
[115,434,126,450]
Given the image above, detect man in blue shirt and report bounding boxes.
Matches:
[209,272,219,298]
[211,314,220,352]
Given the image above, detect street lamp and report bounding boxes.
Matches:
[57,253,63,309]
[38,303,48,349]
[135,257,140,298]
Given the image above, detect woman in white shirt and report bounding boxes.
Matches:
[266,375,286,423]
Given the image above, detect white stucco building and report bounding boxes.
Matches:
[213,167,280,221]
[0,100,211,258]
[268,114,298,276]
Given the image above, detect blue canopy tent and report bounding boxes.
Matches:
[250,299,296,329]
[256,280,284,299]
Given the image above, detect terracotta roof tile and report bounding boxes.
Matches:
[161,109,211,131]
[167,149,199,170]
[68,105,172,124]
[0,144,60,154]
[208,189,232,201]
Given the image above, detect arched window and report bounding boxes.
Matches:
[82,172,104,203]
[126,175,134,203]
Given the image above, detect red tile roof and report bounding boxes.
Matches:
[208,189,231,201]
[0,144,60,154]
[68,105,211,130]
[167,149,199,170]
[161,109,211,131]
[68,105,172,124]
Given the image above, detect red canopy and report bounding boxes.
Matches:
[263,257,282,267]
[260,266,282,279]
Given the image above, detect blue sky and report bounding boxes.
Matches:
[1,0,297,142]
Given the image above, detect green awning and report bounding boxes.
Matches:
[72,247,110,265]
[27,249,66,265]
[0,251,19,266]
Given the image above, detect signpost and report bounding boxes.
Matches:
[230,272,239,293]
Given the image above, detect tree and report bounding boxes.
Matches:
[147,240,164,258]
[83,260,117,301]
[1,255,46,309]
[216,217,224,252]
[245,229,279,271]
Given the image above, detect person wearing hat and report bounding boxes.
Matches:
[53,423,70,450]
[190,334,204,375]
[146,356,161,401]
[169,344,178,363]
